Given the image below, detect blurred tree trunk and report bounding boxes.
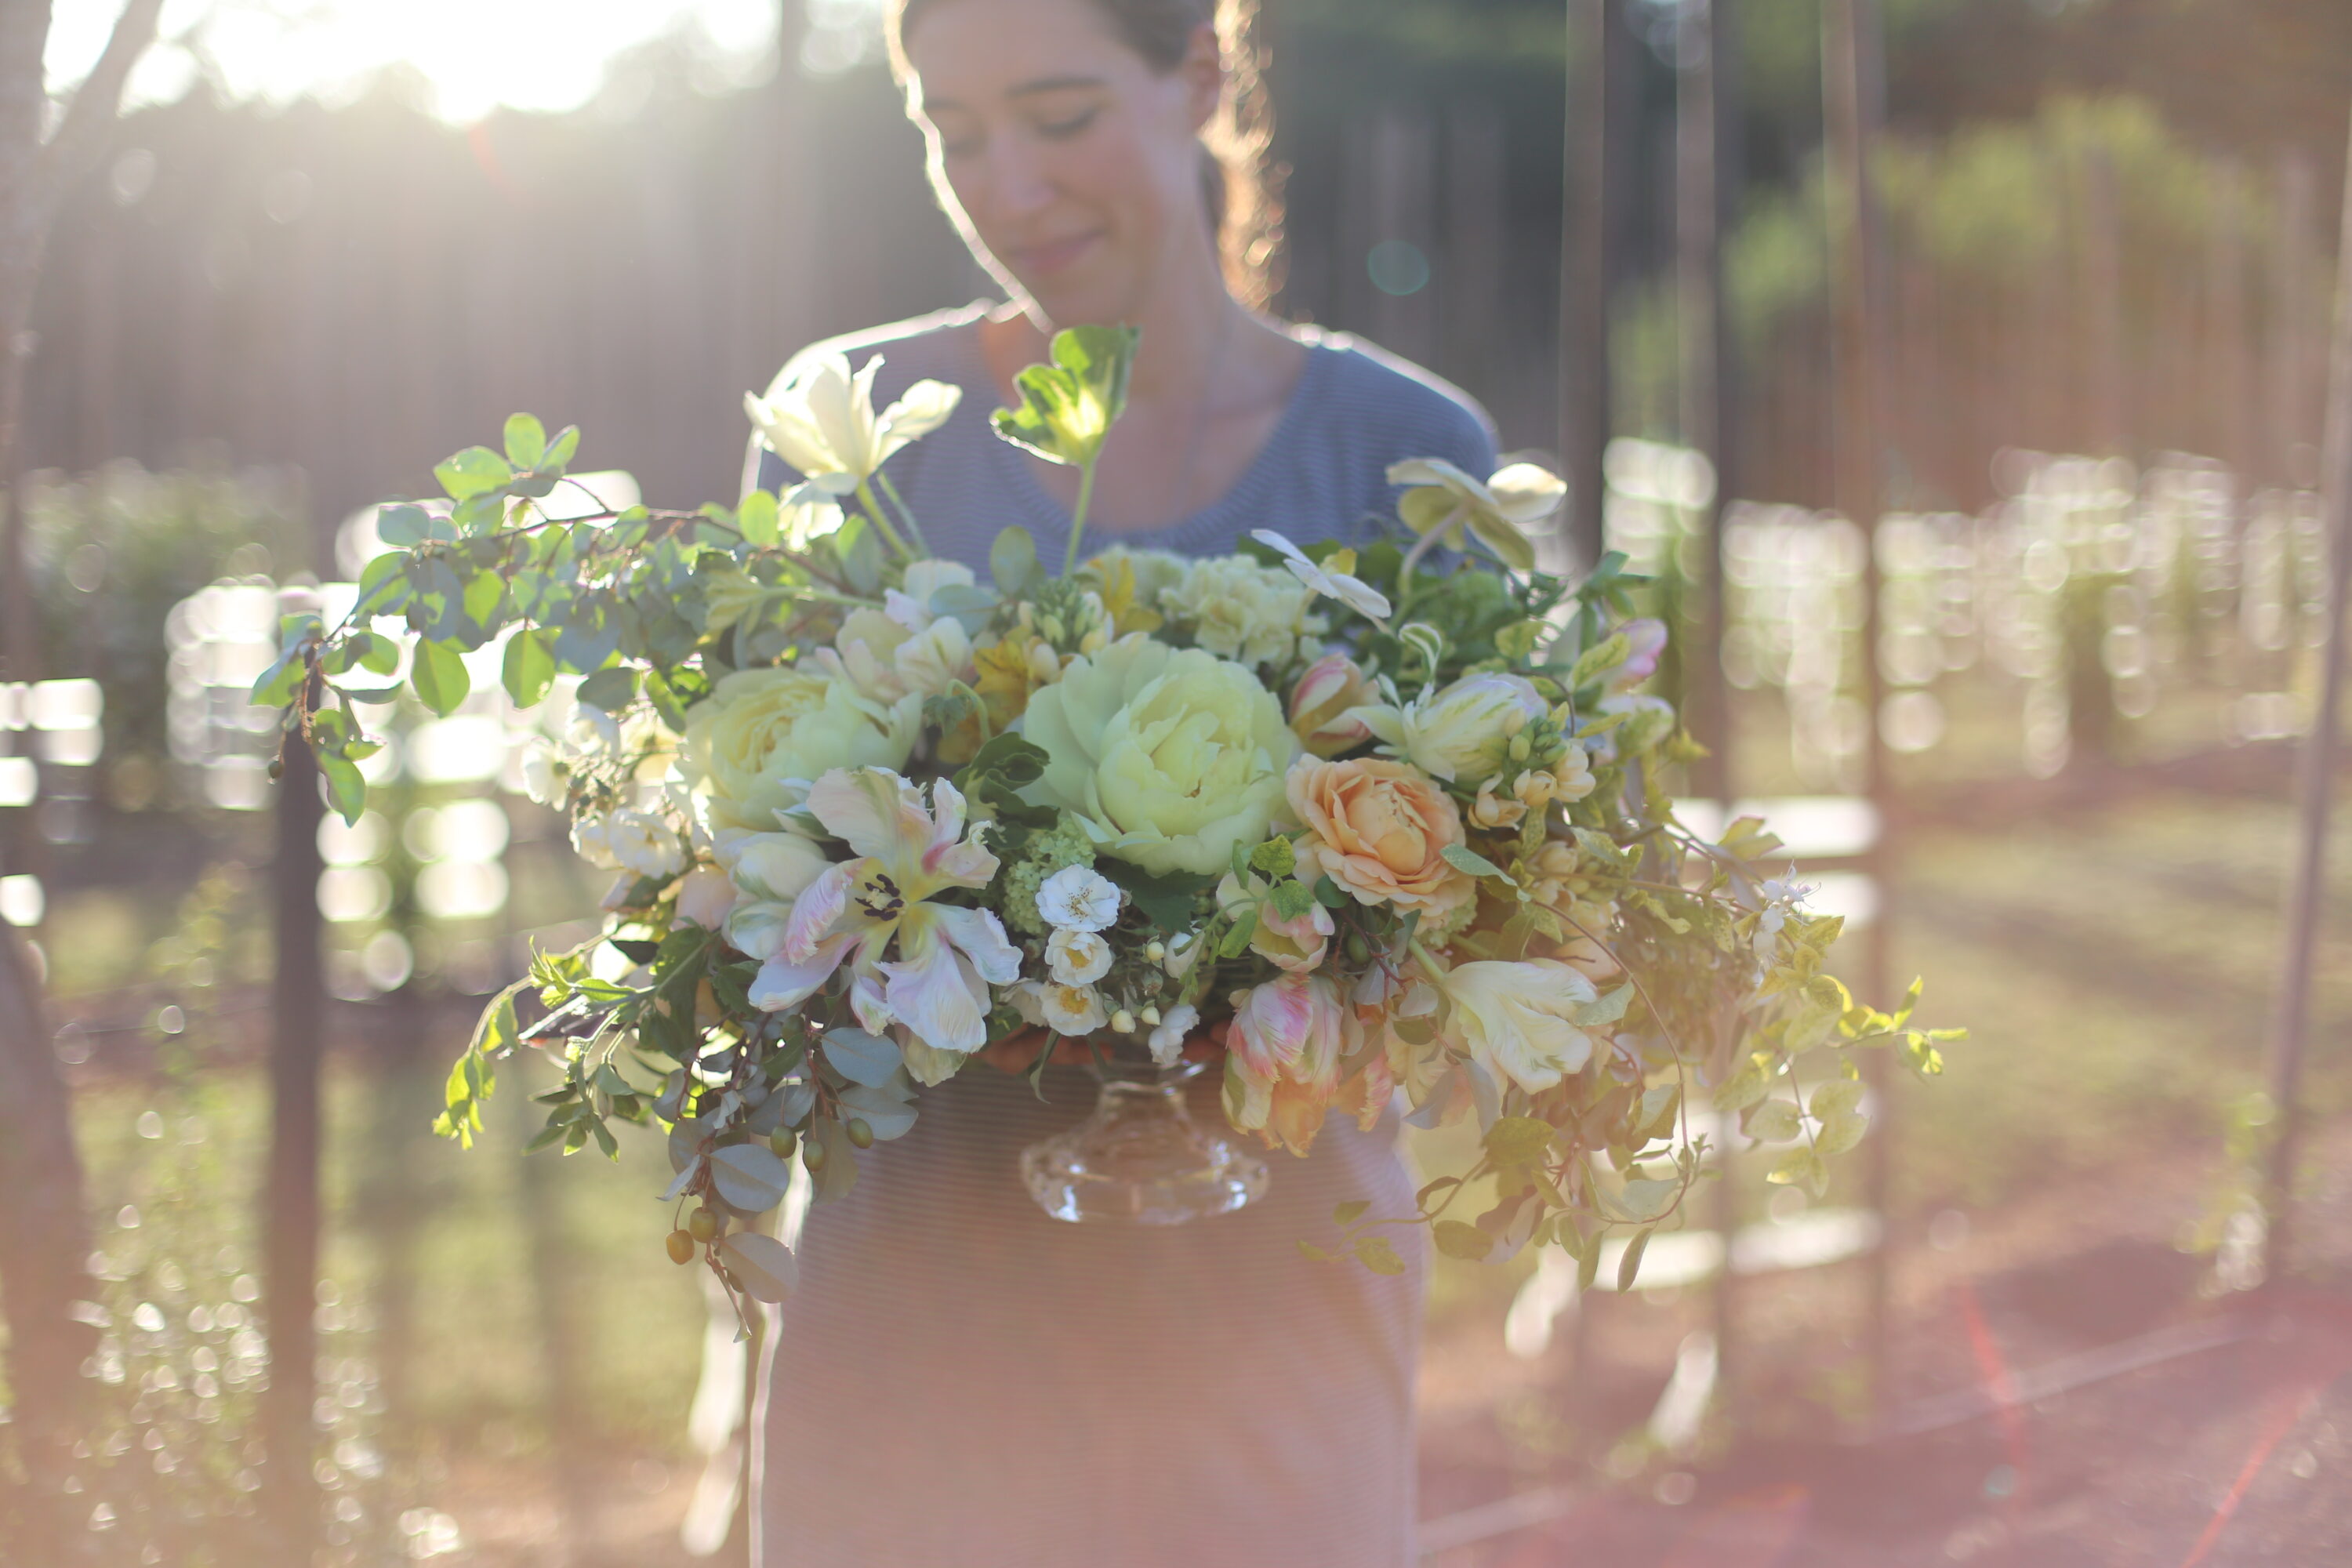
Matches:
[0,0,162,1548]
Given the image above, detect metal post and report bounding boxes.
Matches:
[2261,99,2352,1289]
[1561,0,1624,571]
[1821,0,1898,1422]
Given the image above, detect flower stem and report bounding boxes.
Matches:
[1062,457,1099,578]
[855,478,916,562]
[874,470,931,557]
[1407,936,1452,982]
[1394,503,1468,620]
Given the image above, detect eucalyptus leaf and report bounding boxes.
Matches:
[821,1028,902,1087]
[837,1081,919,1141]
[710,1143,795,1213]
[377,504,431,548]
[717,1231,799,1304]
[577,665,637,713]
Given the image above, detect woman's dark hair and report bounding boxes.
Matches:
[885,0,1287,311]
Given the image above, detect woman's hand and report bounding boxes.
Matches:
[976,1023,1228,1075]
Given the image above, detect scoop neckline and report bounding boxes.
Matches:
[954,321,1338,551]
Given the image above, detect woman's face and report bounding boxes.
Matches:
[902,0,1221,328]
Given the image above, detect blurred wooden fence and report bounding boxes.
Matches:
[15,64,2339,532]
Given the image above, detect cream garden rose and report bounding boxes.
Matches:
[679,666,920,834]
[1021,636,1301,877]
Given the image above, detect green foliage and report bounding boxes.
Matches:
[987,325,1138,470]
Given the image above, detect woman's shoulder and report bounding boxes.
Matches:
[1290,326,1500,472]
[757,301,995,401]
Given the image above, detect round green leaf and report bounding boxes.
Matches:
[503,412,547,470]
[410,637,471,717]
[502,626,557,709]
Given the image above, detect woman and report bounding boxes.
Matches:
[745,2,1497,1563]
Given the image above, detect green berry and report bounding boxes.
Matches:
[769,1127,798,1160]
[847,1118,875,1149]
[687,1207,720,1243]
[803,1140,827,1173]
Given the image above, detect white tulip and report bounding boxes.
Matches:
[743,353,961,495]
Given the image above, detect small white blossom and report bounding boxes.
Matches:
[1163,929,1205,979]
[1036,866,1122,933]
[599,810,689,878]
[1146,1002,1200,1067]
[1038,982,1108,1036]
[1250,530,1392,621]
[520,738,566,806]
[1046,927,1112,985]
[1755,873,1817,945]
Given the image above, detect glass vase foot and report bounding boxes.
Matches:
[1020,1060,1269,1225]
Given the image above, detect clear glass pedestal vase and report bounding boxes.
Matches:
[1019,1058,1269,1225]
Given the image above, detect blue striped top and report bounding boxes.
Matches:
[747,301,1497,571]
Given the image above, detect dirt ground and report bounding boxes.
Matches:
[1417,1117,2352,1568]
[411,1117,2352,1567]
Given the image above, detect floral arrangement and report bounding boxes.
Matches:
[254,325,1956,1312]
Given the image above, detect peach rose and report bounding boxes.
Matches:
[1286,757,1474,916]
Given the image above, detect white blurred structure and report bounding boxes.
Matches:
[0,675,108,924]
[165,547,596,999]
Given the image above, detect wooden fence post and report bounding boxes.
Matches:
[1561,0,1626,570]
[262,706,325,1557]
